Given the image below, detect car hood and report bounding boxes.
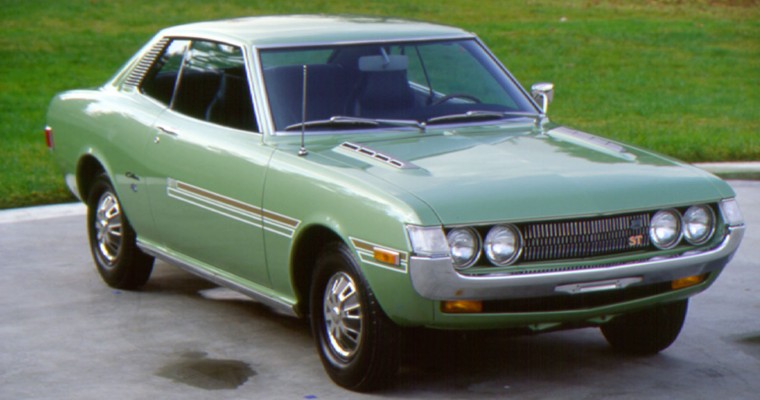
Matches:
[315,124,734,225]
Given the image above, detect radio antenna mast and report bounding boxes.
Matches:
[298,64,309,156]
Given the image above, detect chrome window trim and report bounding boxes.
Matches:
[246,43,272,136]
[252,34,476,50]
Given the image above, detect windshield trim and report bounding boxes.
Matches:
[258,36,541,136]
[253,34,476,51]
[271,116,540,136]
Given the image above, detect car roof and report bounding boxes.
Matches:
[160,15,474,47]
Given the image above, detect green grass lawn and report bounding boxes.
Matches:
[1,0,758,209]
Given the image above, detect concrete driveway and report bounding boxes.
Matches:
[1,181,758,399]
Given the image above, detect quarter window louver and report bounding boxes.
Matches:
[122,38,170,89]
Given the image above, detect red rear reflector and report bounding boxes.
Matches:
[44,126,54,149]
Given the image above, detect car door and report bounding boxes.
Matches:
[142,38,274,286]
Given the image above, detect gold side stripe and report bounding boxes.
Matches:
[177,181,263,217]
[168,188,262,228]
[262,209,300,229]
[171,179,300,237]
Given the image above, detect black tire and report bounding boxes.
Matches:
[601,299,688,355]
[86,174,154,290]
[310,243,400,392]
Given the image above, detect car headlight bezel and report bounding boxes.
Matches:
[683,205,716,245]
[446,227,482,270]
[483,224,522,266]
[649,209,683,250]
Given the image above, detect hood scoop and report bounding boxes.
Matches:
[338,142,418,169]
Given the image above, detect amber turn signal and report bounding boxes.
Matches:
[373,247,400,266]
[441,300,483,314]
[672,274,707,290]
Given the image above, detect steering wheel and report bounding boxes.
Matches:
[431,93,482,106]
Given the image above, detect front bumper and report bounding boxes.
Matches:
[409,225,745,301]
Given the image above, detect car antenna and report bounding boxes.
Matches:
[298,65,309,157]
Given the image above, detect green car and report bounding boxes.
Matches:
[46,15,745,391]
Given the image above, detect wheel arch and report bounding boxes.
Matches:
[290,224,344,317]
[76,154,108,200]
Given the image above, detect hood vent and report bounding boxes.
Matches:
[339,142,416,169]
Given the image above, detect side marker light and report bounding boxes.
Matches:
[44,126,54,149]
[373,247,400,266]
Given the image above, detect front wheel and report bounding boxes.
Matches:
[601,299,688,355]
[87,174,154,290]
[310,243,400,392]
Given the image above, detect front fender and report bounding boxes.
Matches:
[262,147,440,325]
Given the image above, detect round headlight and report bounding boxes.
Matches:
[649,210,682,250]
[446,228,481,269]
[683,205,715,245]
[484,225,522,266]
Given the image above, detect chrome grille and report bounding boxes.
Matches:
[520,213,651,262]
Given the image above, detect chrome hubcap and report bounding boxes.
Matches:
[323,272,363,362]
[94,192,123,266]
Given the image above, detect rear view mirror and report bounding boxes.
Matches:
[359,55,408,72]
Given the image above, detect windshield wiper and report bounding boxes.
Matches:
[285,116,424,132]
[426,110,541,125]
[374,118,425,131]
[284,111,540,132]
[285,116,380,131]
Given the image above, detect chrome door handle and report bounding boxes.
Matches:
[155,125,179,144]
[156,125,179,136]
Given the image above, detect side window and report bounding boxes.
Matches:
[173,40,259,131]
[140,39,258,132]
[141,39,190,106]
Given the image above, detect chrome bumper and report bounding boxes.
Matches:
[409,225,745,301]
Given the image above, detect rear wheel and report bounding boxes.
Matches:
[601,299,688,355]
[310,243,400,392]
[87,174,154,290]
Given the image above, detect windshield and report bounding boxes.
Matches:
[260,39,537,132]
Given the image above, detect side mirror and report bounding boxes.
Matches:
[531,82,554,114]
